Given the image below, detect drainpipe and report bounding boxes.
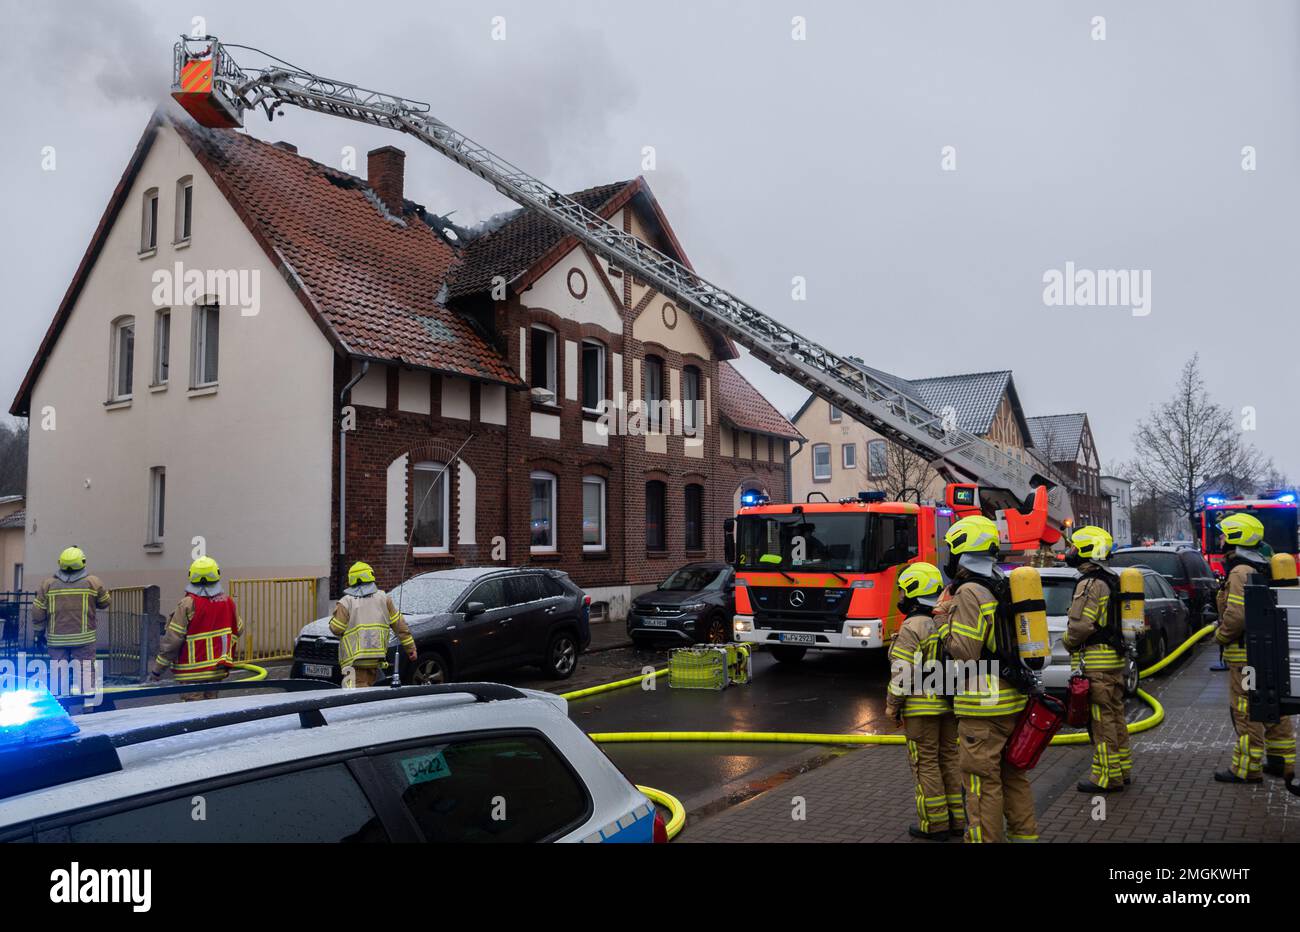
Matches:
[785,436,805,504]
[338,360,369,581]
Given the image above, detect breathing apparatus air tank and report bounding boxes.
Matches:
[1271,553,1298,587]
[1118,567,1146,640]
[1008,566,1050,670]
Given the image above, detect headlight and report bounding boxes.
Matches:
[848,623,875,639]
[733,618,753,633]
[681,602,707,613]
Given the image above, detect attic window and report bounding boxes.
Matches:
[174,176,193,243]
[530,325,557,404]
[140,188,159,253]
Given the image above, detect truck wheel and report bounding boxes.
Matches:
[770,645,807,665]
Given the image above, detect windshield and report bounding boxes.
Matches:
[1111,551,1184,579]
[388,577,470,615]
[1042,578,1077,616]
[660,567,726,591]
[737,513,872,573]
[1205,507,1298,555]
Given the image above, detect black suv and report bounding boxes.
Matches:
[291,567,591,685]
[627,562,734,647]
[1110,546,1218,624]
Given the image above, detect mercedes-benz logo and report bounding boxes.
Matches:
[789,590,806,607]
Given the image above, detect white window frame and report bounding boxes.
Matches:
[153,309,170,386]
[529,324,557,405]
[191,304,219,388]
[175,176,193,243]
[530,470,558,553]
[867,439,888,479]
[147,466,166,546]
[581,339,605,413]
[141,188,158,253]
[842,442,857,470]
[582,475,606,552]
[812,443,832,482]
[411,461,450,555]
[644,355,665,433]
[109,316,135,402]
[829,404,842,423]
[682,365,701,433]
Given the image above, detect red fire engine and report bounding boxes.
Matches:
[1200,493,1300,576]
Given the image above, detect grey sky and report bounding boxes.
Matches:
[2,0,1297,479]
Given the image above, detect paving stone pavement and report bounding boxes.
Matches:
[680,642,1300,842]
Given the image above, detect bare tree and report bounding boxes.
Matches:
[1130,355,1269,536]
[0,419,27,496]
[866,438,940,503]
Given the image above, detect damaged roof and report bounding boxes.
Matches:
[718,362,802,440]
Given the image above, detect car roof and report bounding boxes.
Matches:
[0,685,579,830]
[1036,565,1160,578]
[409,566,549,583]
[1115,545,1197,554]
[672,561,729,571]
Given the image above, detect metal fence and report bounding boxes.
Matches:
[230,577,318,661]
[0,590,152,683]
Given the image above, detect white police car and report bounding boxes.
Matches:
[0,681,665,843]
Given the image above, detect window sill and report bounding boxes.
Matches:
[149,382,168,393]
[529,551,561,562]
[104,398,132,411]
[187,385,219,398]
[412,551,454,563]
[142,542,163,554]
[530,400,561,414]
[173,238,191,250]
[685,550,708,558]
[137,247,157,260]
[646,550,668,559]
[581,550,609,561]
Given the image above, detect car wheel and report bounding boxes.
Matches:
[1156,630,1169,662]
[407,651,451,686]
[1123,654,1139,697]
[701,614,729,645]
[770,645,807,665]
[544,631,579,679]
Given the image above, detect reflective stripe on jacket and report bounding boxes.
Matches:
[1216,562,1256,663]
[887,612,950,717]
[330,590,415,668]
[1062,571,1124,671]
[941,580,1027,718]
[31,575,111,647]
[152,593,243,682]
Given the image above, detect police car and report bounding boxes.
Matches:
[0,681,666,843]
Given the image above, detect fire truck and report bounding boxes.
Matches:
[1200,492,1300,576]
[726,483,1055,660]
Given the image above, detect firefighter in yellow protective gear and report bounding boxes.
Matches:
[331,562,416,688]
[887,561,965,841]
[1060,525,1130,793]
[938,515,1038,843]
[149,557,244,701]
[1212,513,1296,783]
[31,547,111,694]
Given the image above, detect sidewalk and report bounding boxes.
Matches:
[680,642,1300,842]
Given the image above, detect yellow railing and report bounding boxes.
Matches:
[229,577,319,661]
[108,586,145,617]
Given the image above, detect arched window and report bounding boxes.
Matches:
[530,471,557,552]
[581,339,605,412]
[644,355,664,433]
[582,475,606,551]
[685,483,704,551]
[412,461,449,554]
[682,365,701,434]
[646,480,666,551]
[109,315,135,401]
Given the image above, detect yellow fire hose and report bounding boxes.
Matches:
[575,623,1218,839]
[99,661,269,693]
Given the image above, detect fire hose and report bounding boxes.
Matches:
[567,623,1219,839]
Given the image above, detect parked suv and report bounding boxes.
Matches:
[291,567,591,685]
[627,562,735,647]
[1111,545,1218,625]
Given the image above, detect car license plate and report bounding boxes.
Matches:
[303,663,335,678]
[780,633,815,644]
[644,619,668,628]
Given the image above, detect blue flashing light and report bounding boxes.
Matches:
[0,686,80,746]
[740,491,768,507]
[1205,495,1226,506]
[937,507,955,516]
[1277,494,1296,504]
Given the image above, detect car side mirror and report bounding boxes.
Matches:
[464,601,486,617]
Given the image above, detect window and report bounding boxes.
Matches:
[646,480,666,551]
[109,316,135,401]
[153,310,170,385]
[685,483,704,551]
[175,176,193,242]
[829,404,842,423]
[530,325,557,403]
[530,471,557,552]
[61,763,386,843]
[867,439,888,479]
[865,513,919,571]
[582,476,606,551]
[147,467,165,545]
[812,443,831,482]
[191,304,219,387]
[581,339,605,412]
[369,734,589,842]
[13,564,22,592]
[464,577,509,611]
[507,573,545,605]
[141,188,158,252]
[412,462,449,554]
[682,365,701,434]
[842,443,857,469]
[644,355,664,433]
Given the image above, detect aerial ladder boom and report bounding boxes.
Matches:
[171,37,1070,545]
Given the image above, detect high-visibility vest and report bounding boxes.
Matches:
[173,593,239,682]
[334,591,400,668]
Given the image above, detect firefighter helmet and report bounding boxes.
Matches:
[1069,525,1114,561]
[189,556,221,584]
[898,562,943,600]
[57,546,86,571]
[1219,512,1264,548]
[945,516,1000,555]
[348,561,376,587]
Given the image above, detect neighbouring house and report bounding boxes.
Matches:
[1102,475,1133,547]
[1026,413,1110,532]
[0,495,23,592]
[10,110,799,623]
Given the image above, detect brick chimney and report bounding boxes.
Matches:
[368,146,406,214]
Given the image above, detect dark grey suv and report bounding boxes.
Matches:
[627,562,734,647]
[1111,546,1218,624]
[291,567,591,685]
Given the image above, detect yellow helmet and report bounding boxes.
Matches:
[897,562,943,600]
[945,515,1000,555]
[1070,525,1114,561]
[58,546,86,571]
[189,556,221,584]
[348,561,376,586]
[1218,512,1264,548]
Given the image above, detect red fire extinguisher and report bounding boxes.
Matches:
[1004,692,1066,770]
[1065,673,1091,727]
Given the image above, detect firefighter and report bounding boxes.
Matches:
[31,546,111,694]
[1213,513,1295,783]
[148,557,243,700]
[887,561,965,840]
[1060,525,1130,793]
[331,562,416,688]
[939,515,1038,843]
